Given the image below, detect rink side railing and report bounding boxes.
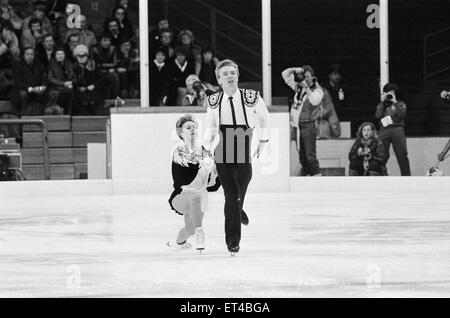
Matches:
[0,119,50,180]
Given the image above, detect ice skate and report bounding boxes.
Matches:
[167,240,192,249]
[195,227,205,252]
[228,245,240,257]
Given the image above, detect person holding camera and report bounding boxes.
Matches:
[375,83,411,176]
[348,122,386,176]
[282,65,324,176]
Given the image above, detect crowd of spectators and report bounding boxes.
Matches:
[149,17,220,107]
[0,0,140,126]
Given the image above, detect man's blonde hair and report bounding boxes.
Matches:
[215,59,239,81]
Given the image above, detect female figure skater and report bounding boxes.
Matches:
[168,114,220,251]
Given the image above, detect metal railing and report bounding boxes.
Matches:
[165,0,262,80]
[423,26,450,85]
[0,119,50,180]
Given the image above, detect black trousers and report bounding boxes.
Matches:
[298,123,320,176]
[379,126,411,176]
[216,163,252,248]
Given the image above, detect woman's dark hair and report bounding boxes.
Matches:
[356,121,378,139]
[28,17,43,30]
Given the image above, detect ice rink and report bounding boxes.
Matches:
[1,191,450,298]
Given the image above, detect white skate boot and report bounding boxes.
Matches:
[195,227,205,252]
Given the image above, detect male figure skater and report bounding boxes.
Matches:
[203,59,270,255]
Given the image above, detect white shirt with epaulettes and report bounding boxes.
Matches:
[203,89,270,152]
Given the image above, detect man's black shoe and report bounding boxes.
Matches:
[241,210,249,226]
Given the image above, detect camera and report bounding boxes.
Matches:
[294,70,305,83]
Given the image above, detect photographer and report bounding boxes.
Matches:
[282,65,324,176]
[182,75,210,106]
[375,83,411,176]
[348,122,386,176]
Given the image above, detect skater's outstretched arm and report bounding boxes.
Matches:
[438,139,450,162]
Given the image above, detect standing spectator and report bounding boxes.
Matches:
[72,44,102,115]
[149,48,167,106]
[112,6,134,41]
[199,47,220,91]
[47,47,75,114]
[21,18,43,49]
[22,1,52,36]
[323,64,347,120]
[36,33,55,67]
[152,28,174,60]
[64,15,97,50]
[0,0,22,31]
[175,29,202,76]
[161,49,195,106]
[149,17,169,48]
[348,122,386,176]
[12,46,48,116]
[282,65,324,176]
[117,36,140,98]
[91,33,120,99]
[375,83,411,176]
[104,18,122,49]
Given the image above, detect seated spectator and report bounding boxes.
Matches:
[22,1,53,36]
[72,44,103,115]
[0,0,22,31]
[64,15,97,50]
[348,122,386,176]
[149,48,168,106]
[152,28,174,60]
[111,6,134,41]
[322,64,347,120]
[12,46,48,116]
[149,17,169,48]
[175,29,202,76]
[199,47,220,91]
[182,74,208,106]
[161,48,195,106]
[65,33,80,63]
[91,32,120,99]
[104,18,122,49]
[47,47,75,114]
[36,33,55,67]
[117,36,140,98]
[21,17,43,49]
[54,12,69,46]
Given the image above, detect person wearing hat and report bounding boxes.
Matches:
[47,47,75,114]
[203,59,270,255]
[22,1,53,37]
[72,44,102,115]
[282,65,324,176]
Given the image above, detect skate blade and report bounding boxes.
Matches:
[230,252,237,257]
